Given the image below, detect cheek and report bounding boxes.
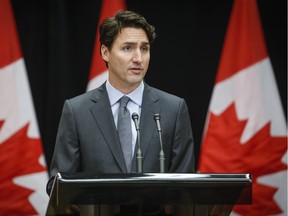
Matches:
[143,53,150,62]
[116,59,128,69]
[109,55,123,66]
[113,53,130,65]
[110,58,128,74]
[143,57,150,67]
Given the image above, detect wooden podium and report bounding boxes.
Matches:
[46,172,252,216]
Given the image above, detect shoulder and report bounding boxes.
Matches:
[64,90,93,108]
[144,83,184,103]
[65,83,107,107]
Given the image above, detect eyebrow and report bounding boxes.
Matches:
[123,41,150,46]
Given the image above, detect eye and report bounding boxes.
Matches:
[141,46,149,53]
[123,46,131,52]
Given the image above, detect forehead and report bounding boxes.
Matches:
[115,27,149,44]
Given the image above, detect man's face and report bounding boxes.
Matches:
[101,27,150,94]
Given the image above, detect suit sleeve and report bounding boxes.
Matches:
[169,98,195,173]
[46,100,81,195]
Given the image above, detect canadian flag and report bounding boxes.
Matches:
[198,0,287,215]
[0,0,49,215]
[86,0,126,91]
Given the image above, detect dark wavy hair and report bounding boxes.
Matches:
[99,10,157,52]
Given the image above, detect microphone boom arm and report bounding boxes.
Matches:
[154,113,165,173]
[132,113,143,173]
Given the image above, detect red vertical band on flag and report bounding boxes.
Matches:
[0,0,21,69]
[215,0,268,83]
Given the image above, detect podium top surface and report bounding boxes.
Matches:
[57,172,251,185]
[48,172,252,206]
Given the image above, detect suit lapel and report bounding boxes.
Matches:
[89,84,127,172]
[139,84,162,158]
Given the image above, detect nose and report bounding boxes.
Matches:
[132,49,143,63]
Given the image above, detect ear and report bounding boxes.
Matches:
[101,45,109,62]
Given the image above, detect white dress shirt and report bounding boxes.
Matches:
[106,80,144,155]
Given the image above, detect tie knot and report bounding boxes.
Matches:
[119,96,130,108]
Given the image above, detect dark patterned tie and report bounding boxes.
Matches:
[117,96,132,171]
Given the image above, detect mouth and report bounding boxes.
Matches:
[129,67,143,74]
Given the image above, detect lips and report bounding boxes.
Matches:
[130,67,142,70]
[129,67,143,73]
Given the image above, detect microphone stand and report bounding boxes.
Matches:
[154,114,165,173]
[132,113,143,173]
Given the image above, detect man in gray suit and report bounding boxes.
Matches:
[47,10,195,215]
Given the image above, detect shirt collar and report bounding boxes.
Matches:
[106,80,144,107]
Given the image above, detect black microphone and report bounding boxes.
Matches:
[132,112,143,173]
[153,113,165,173]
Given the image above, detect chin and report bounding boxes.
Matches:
[129,75,143,83]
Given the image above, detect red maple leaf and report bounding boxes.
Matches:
[0,120,47,215]
[198,103,287,215]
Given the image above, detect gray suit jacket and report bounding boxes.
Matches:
[47,82,195,194]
